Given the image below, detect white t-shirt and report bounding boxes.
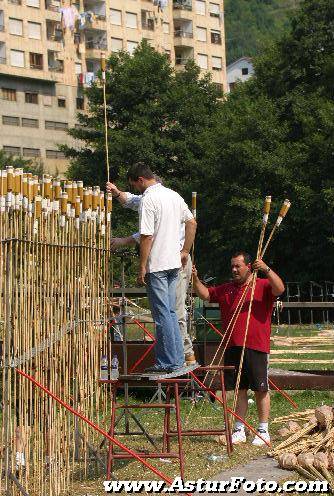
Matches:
[124,192,186,249]
[138,183,193,273]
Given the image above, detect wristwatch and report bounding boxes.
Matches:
[266,266,271,274]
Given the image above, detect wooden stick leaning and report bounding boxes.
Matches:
[101,53,110,183]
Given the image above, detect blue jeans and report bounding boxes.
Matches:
[145,268,184,369]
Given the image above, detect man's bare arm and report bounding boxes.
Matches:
[106,182,128,205]
[253,259,285,296]
[137,235,153,285]
[192,266,210,301]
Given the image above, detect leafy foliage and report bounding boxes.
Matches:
[0,150,44,175]
[199,0,334,283]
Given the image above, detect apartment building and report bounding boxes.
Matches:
[0,0,227,174]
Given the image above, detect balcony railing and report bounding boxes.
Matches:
[30,63,43,70]
[0,57,6,64]
[0,24,4,32]
[85,40,107,50]
[47,31,63,41]
[46,3,59,12]
[48,62,63,72]
[174,30,193,38]
[173,0,192,11]
[9,0,22,4]
[175,56,192,65]
[95,14,106,21]
[142,20,154,31]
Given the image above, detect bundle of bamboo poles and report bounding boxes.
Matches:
[0,167,113,495]
[270,406,334,489]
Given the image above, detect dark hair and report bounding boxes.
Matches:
[126,162,155,182]
[231,251,252,265]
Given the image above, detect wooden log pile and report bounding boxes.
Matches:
[270,406,334,489]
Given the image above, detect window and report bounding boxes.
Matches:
[22,118,38,128]
[9,18,23,36]
[211,29,221,44]
[197,26,206,42]
[23,147,40,157]
[75,62,82,74]
[111,37,123,53]
[229,81,236,91]
[163,22,169,34]
[76,97,84,110]
[46,149,65,159]
[110,9,122,25]
[209,2,220,17]
[2,115,19,126]
[2,88,16,101]
[58,97,66,108]
[197,53,208,69]
[28,22,41,40]
[43,95,52,106]
[164,49,171,61]
[212,55,222,69]
[10,50,24,67]
[45,120,68,130]
[195,0,206,15]
[26,0,40,7]
[141,10,154,31]
[3,146,20,156]
[242,67,249,75]
[126,12,137,29]
[25,92,38,104]
[29,52,43,70]
[127,40,138,55]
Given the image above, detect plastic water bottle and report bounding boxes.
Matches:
[110,354,119,380]
[100,355,109,381]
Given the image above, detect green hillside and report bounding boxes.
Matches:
[224,0,299,64]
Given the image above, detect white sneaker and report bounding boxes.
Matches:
[252,429,270,447]
[231,429,246,444]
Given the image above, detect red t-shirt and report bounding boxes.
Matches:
[208,278,276,353]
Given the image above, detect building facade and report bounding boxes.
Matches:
[226,56,254,92]
[0,0,227,174]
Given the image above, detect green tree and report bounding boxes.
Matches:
[198,0,334,284]
[225,0,299,64]
[0,150,44,175]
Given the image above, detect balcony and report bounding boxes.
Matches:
[0,57,6,64]
[173,0,192,11]
[8,0,22,4]
[175,56,192,66]
[48,61,63,72]
[45,0,60,11]
[30,63,43,70]
[85,39,107,50]
[174,29,193,38]
[142,20,154,31]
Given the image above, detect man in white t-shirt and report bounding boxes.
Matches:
[114,163,196,374]
[106,180,197,366]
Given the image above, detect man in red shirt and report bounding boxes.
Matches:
[193,251,285,446]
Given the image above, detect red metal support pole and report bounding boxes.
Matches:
[15,368,176,485]
[268,378,298,409]
[190,371,271,448]
[129,319,156,373]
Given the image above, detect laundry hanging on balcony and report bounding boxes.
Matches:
[153,0,168,12]
[78,11,95,29]
[60,5,79,32]
[85,72,95,86]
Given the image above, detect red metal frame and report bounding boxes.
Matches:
[165,366,233,455]
[190,371,272,448]
[129,319,156,373]
[106,377,190,480]
[15,368,177,486]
